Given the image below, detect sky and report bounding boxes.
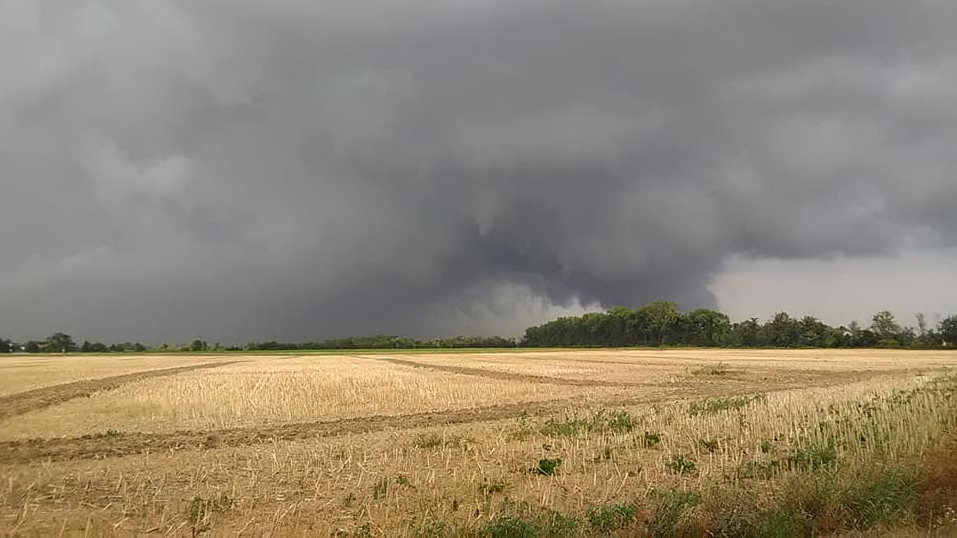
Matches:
[1,0,956,344]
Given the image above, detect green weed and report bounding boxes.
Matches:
[668,453,697,475]
[533,458,563,476]
[586,503,638,533]
[646,489,701,538]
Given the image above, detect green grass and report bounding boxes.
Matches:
[540,410,637,437]
[842,468,921,529]
[586,503,638,533]
[647,489,701,538]
[786,445,838,471]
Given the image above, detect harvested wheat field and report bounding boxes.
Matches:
[2,349,957,537]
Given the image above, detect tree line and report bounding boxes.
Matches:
[522,302,957,349]
[0,333,518,353]
[2,302,955,353]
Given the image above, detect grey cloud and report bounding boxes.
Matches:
[1,0,956,342]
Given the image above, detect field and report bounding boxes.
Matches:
[2,349,957,536]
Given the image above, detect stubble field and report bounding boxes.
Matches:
[1,349,956,536]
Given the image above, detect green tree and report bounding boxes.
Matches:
[870,311,901,339]
[761,312,802,347]
[0,337,10,353]
[46,332,76,353]
[681,309,731,346]
[941,315,957,347]
[190,340,205,352]
[25,341,41,353]
[726,318,761,347]
[641,301,683,345]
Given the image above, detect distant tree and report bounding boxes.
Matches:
[46,332,77,353]
[761,312,802,347]
[25,341,41,353]
[727,318,761,347]
[0,337,10,353]
[681,309,731,346]
[642,301,683,345]
[134,343,147,352]
[190,340,205,352]
[941,315,957,347]
[80,340,93,353]
[870,311,901,339]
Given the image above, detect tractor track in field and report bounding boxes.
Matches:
[0,369,915,465]
[361,356,651,387]
[0,361,244,424]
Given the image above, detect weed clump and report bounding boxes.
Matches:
[540,409,637,437]
[646,489,701,538]
[533,458,563,476]
[842,468,921,529]
[484,514,540,538]
[586,503,638,533]
[480,501,580,538]
[787,445,837,471]
[668,453,697,475]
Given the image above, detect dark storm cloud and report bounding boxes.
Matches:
[2,0,956,342]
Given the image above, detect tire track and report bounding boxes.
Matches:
[0,397,589,464]
[362,355,649,387]
[0,369,913,465]
[0,361,243,423]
